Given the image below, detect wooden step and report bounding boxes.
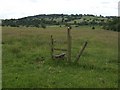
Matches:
[53,53,66,59]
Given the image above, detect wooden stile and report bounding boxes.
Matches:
[50,27,87,63]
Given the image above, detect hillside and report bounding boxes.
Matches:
[2,14,112,28]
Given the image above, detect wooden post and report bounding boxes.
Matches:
[51,35,54,59]
[75,41,88,63]
[67,27,71,63]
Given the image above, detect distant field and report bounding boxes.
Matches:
[2,26,118,88]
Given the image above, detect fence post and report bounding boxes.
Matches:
[51,35,54,59]
[67,27,71,63]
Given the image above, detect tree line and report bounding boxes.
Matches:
[103,17,120,32]
[2,14,119,32]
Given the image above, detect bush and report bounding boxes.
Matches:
[92,27,95,29]
[41,24,46,29]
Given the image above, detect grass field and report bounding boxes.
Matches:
[2,26,118,88]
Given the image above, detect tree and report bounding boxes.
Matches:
[74,21,77,25]
[41,23,46,29]
[62,18,64,22]
[92,26,95,29]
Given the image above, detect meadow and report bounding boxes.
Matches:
[2,26,118,88]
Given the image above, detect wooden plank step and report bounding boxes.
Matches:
[53,53,66,59]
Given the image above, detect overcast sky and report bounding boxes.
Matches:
[0,0,119,19]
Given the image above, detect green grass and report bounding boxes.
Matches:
[2,26,118,88]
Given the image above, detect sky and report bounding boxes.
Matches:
[0,0,119,19]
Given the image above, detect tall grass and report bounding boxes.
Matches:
[2,26,118,88]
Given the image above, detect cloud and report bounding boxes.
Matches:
[101,2,110,4]
[27,0,40,3]
[0,0,119,19]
